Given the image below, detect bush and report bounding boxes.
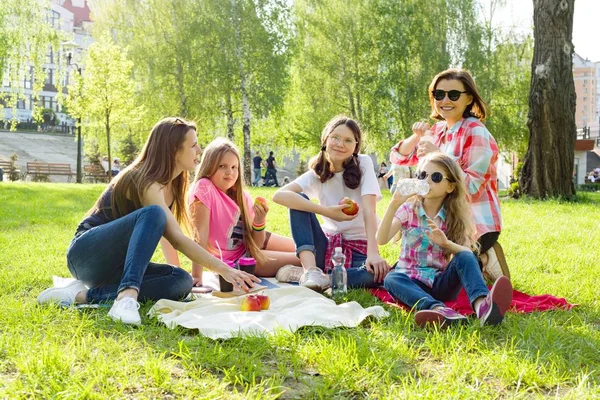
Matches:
[297,160,308,176]
[577,183,600,192]
[508,181,521,199]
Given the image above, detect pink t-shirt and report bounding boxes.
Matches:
[189,178,255,264]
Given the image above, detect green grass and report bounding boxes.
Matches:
[1,182,599,399]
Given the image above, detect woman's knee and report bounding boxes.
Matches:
[140,205,167,229]
[167,268,193,300]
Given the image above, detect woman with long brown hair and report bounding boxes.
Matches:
[390,68,509,283]
[37,117,259,325]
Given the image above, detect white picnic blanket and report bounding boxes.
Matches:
[148,286,388,339]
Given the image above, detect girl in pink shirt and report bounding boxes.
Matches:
[188,138,299,288]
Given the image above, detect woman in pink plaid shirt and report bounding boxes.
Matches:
[389,68,510,283]
[377,153,513,328]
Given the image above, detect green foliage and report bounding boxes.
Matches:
[66,35,144,169]
[508,181,521,199]
[0,0,63,128]
[577,183,600,192]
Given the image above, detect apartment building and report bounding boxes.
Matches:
[1,0,92,129]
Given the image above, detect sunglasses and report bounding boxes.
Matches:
[432,89,467,101]
[417,170,450,184]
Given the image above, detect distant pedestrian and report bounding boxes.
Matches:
[252,152,263,186]
[111,157,121,177]
[265,151,279,187]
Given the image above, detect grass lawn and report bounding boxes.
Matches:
[1,182,599,399]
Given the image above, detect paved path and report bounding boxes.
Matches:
[0,130,78,182]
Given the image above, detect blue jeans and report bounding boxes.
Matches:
[265,168,279,186]
[67,205,193,303]
[253,168,262,186]
[383,251,488,310]
[289,193,379,289]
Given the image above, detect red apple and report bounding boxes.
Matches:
[254,294,270,310]
[240,295,262,312]
[339,197,359,216]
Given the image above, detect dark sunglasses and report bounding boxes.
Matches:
[432,89,467,101]
[417,170,449,184]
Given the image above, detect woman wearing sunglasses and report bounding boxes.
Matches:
[37,117,259,325]
[377,152,513,328]
[273,115,390,292]
[389,68,509,283]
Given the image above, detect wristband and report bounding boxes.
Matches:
[252,221,266,231]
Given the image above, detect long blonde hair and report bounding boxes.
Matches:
[417,153,478,255]
[89,117,195,233]
[192,137,265,264]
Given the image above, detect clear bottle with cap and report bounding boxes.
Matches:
[330,247,347,296]
[396,179,430,196]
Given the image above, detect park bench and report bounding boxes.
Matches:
[26,161,74,182]
[0,160,22,181]
[84,164,109,183]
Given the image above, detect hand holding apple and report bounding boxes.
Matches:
[339,197,359,216]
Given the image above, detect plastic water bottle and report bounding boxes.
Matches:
[330,247,347,296]
[396,179,430,196]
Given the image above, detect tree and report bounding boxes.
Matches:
[520,0,576,198]
[0,0,62,127]
[67,36,138,179]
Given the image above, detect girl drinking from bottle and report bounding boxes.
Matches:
[163,137,300,288]
[389,68,509,283]
[273,115,390,292]
[377,152,512,328]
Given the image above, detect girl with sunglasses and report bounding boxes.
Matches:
[389,68,509,283]
[273,115,390,292]
[37,118,259,325]
[377,153,513,328]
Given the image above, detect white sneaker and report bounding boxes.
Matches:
[108,297,141,325]
[37,280,87,306]
[300,268,330,292]
[275,264,304,283]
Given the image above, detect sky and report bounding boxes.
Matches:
[487,0,600,62]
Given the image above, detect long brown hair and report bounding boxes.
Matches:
[417,153,478,256]
[89,117,196,233]
[192,137,265,264]
[428,68,488,121]
[309,115,362,189]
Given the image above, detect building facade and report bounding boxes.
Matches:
[1,0,92,131]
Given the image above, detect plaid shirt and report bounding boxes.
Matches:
[324,232,368,272]
[394,202,448,287]
[390,117,502,237]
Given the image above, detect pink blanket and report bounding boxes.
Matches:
[370,287,575,315]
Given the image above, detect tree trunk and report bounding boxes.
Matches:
[232,0,252,185]
[226,92,235,141]
[106,110,112,179]
[520,0,576,198]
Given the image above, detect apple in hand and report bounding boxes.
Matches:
[254,196,267,207]
[240,295,262,312]
[339,197,359,216]
[254,294,270,310]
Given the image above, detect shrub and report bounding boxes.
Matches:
[508,181,521,199]
[577,183,600,192]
